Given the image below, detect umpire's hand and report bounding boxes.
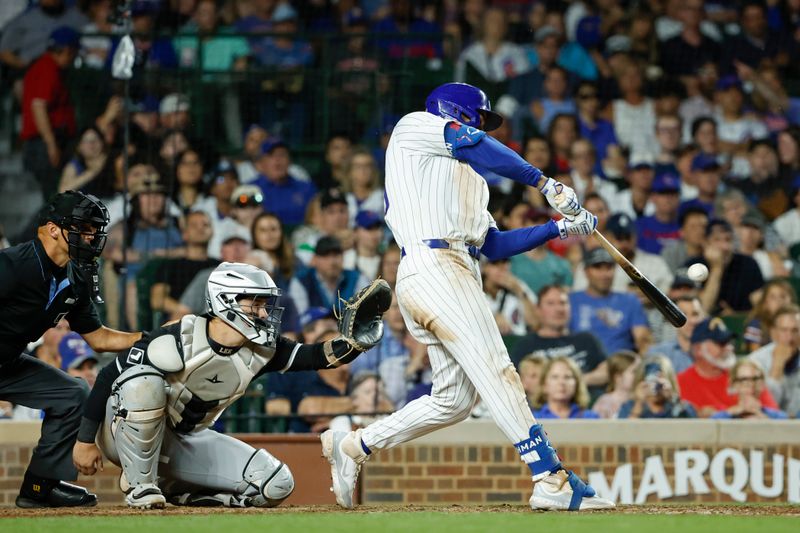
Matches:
[73,442,104,476]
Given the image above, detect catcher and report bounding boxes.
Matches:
[72,262,391,509]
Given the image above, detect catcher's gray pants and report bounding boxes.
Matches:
[0,354,89,480]
[97,380,292,505]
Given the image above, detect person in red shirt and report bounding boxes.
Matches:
[678,317,777,417]
[21,26,79,201]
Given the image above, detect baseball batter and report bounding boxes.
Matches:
[322,83,613,511]
[72,263,388,508]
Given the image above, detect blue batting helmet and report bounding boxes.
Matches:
[425,83,503,132]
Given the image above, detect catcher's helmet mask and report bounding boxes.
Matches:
[41,191,110,267]
[206,263,284,348]
[425,82,503,132]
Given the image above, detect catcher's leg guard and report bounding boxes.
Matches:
[110,365,168,509]
[237,449,295,507]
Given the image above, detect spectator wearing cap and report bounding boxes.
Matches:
[150,211,219,319]
[293,187,352,266]
[0,0,86,73]
[510,285,608,392]
[635,170,682,254]
[732,140,787,220]
[176,225,253,318]
[714,75,769,177]
[252,139,317,227]
[660,206,709,273]
[772,175,800,247]
[721,1,787,72]
[748,305,800,416]
[104,169,184,328]
[610,62,657,162]
[505,205,573,295]
[648,295,707,374]
[106,1,177,71]
[252,4,312,68]
[343,211,384,281]
[679,153,723,217]
[574,213,674,295]
[159,93,191,133]
[235,125,312,185]
[288,236,369,316]
[678,317,777,417]
[455,7,530,84]
[228,184,265,240]
[568,139,618,206]
[570,247,651,355]
[658,0,720,77]
[130,95,161,138]
[58,332,99,388]
[20,26,80,200]
[615,154,656,220]
[711,359,788,420]
[575,81,621,179]
[340,148,385,225]
[686,219,764,314]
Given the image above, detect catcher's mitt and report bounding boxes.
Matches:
[322,279,393,368]
[337,279,393,352]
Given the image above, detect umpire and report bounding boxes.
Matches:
[0,191,142,508]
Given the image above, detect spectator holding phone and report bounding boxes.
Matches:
[619,355,696,418]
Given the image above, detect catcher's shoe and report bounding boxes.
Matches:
[321,429,368,509]
[125,484,166,509]
[169,492,249,508]
[529,470,615,511]
[16,481,97,508]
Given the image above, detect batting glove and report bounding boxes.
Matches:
[555,209,597,239]
[540,177,581,217]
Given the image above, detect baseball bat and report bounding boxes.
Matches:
[592,229,687,327]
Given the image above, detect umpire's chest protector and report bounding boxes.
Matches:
[164,315,274,431]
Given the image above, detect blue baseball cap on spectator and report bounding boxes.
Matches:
[48,26,80,49]
[628,153,654,170]
[344,8,368,28]
[131,0,158,16]
[576,16,602,49]
[691,153,721,172]
[132,95,160,113]
[690,317,734,345]
[356,210,382,229]
[652,171,681,193]
[300,307,334,329]
[716,75,742,92]
[790,174,800,194]
[59,332,98,371]
[258,138,288,157]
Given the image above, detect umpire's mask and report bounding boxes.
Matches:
[40,190,110,266]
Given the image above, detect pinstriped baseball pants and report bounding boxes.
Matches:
[361,247,536,451]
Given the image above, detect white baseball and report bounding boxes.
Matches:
[687,263,709,282]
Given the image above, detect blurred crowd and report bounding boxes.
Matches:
[2,0,800,430]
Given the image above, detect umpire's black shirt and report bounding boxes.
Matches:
[0,238,101,366]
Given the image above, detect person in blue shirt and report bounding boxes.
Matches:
[711,359,789,420]
[569,248,651,354]
[532,356,600,419]
[371,0,442,59]
[251,139,316,227]
[575,81,618,176]
[635,170,681,254]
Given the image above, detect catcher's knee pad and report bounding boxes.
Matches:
[238,449,295,507]
[111,365,168,491]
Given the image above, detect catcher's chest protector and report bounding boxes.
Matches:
[165,315,275,431]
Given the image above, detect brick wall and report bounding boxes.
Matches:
[362,443,800,504]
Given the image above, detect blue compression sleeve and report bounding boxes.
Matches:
[480,223,560,261]
[446,124,544,187]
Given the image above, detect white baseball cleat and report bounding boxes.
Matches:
[125,484,167,509]
[321,430,363,509]
[529,470,615,511]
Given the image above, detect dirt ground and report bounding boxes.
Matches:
[1,504,799,518]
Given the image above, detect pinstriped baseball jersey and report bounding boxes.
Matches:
[384,112,495,248]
